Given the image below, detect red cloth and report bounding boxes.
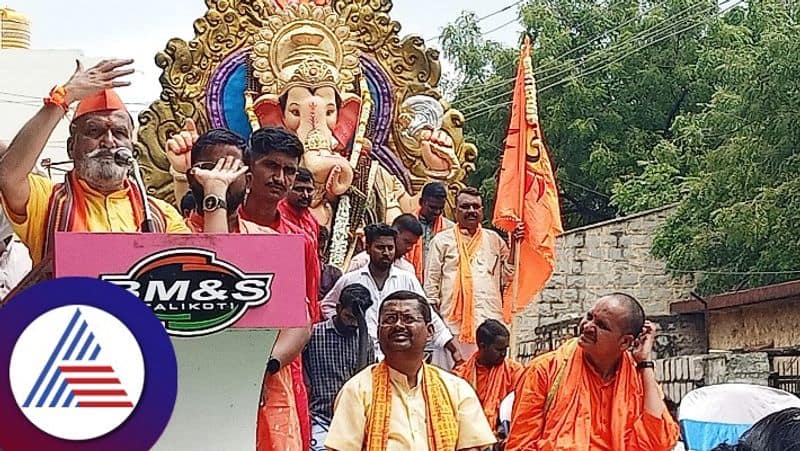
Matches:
[238,206,320,322]
[236,208,315,451]
[278,199,319,248]
[453,353,524,429]
[187,209,315,449]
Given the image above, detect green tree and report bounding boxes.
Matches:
[439,0,720,228]
[634,0,800,294]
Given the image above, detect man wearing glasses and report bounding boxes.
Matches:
[325,290,496,451]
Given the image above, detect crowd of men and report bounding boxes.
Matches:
[0,59,685,450]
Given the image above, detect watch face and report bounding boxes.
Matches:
[203,196,218,211]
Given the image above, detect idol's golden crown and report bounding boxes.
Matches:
[251,3,360,96]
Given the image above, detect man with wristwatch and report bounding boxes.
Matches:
[168,125,317,451]
[506,293,680,451]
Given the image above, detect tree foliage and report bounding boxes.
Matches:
[440,0,719,228]
[639,0,800,294]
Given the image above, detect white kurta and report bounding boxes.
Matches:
[423,227,513,358]
[0,236,32,299]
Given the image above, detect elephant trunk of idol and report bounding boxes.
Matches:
[295,102,355,198]
[302,151,354,198]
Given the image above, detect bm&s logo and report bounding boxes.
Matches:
[0,277,177,451]
[100,249,275,336]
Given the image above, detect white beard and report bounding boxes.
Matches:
[73,148,130,191]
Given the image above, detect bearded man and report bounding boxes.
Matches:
[0,59,188,265]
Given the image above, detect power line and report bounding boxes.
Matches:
[460,86,519,114]
[536,1,716,86]
[427,0,525,42]
[559,178,611,200]
[538,1,741,93]
[478,0,526,23]
[463,99,514,121]
[463,1,739,121]
[484,17,519,36]
[455,0,715,109]
[535,0,706,78]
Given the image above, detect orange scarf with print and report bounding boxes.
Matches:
[43,171,165,256]
[449,226,483,343]
[407,210,444,283]
[365,362,458,451]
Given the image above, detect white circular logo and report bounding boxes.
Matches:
[8,304,145,441]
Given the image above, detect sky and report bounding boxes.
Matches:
[12,0,524,108]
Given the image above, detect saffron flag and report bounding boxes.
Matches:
[492,36,563,322]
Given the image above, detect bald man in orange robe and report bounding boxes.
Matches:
[506,293,679,451]
[453,319,523,436]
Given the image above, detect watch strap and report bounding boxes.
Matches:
[636,360,655,370]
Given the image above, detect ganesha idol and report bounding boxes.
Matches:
[135,0,477,267]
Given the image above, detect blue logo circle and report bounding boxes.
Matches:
[0,277,177,450]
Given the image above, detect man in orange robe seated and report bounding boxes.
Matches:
[505,293,679,451]
[0,59,189,266]
[453,319,523,437]
[168,125,317,450]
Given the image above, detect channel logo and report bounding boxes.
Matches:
[10,306,144,440]
[0,278,177,451]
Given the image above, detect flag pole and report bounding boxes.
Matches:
[509,35,532,357]
[510,235,522,355]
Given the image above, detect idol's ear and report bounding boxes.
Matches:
[252,94,285,128]
[332,93,362,152]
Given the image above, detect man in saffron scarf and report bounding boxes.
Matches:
[0,59,189,265]
[453,319,523,437]
[505,293,679,451]
[168,125,318,450]
[407,182,453,283]
[325,290,496,451]
[424,187,523,368]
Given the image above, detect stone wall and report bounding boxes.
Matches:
[709,297,800,350]
[656,352,771,403]
[516,205,696,341]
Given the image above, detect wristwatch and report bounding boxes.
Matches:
[636,360,655,370]
[202,194,227,212]
[266,357,281,375]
